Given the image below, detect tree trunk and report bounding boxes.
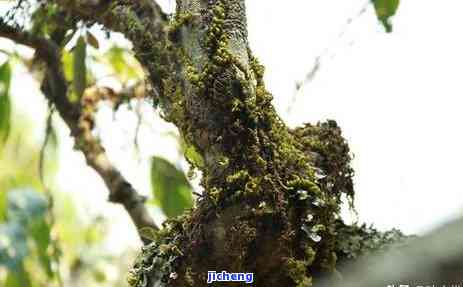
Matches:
[110,1,369,286]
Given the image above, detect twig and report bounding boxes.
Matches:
[288,1,370,114]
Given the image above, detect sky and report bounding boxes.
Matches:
[4,0,463,252]
[246,0,463,234]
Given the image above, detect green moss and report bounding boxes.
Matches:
[226,170,249,184]
[168,12,195,42]
[304,246,317,265]
[285,258,313,287]
[184,144,205,169]
[184,267,195,286]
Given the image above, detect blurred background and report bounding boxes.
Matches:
[1,0,463,286]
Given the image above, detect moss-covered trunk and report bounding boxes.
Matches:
[50,1,406,286]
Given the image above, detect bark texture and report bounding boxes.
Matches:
[104,1,360,286]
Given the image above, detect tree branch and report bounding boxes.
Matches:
[0,20,158,243]
[321,217,463,286]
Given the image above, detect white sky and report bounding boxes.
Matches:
[247,0,463,234]
[4,0,463,252]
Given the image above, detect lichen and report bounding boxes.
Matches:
[127,216,189,287]
[334,220,413,265]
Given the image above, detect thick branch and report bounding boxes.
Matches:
[0,21,158,242]
[53,0,169,98]
[321,217,463,286]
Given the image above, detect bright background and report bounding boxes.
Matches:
[246,0,463,234]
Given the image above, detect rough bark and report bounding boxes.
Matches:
[71,1,363,286]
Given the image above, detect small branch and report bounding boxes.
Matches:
[0,20,158,243]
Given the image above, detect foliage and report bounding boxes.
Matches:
[0,59,136,286]
[0,61,11,150]
[372,0,400,32]
[73,36,87,100]
[0,189,49,286]
[96,45,145,84]
[150,156,194,218]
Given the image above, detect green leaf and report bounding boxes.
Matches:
[62,50,74,81]
[73,36,87,99]
[150,156,193,218]
[372,0,400,32]
[93,269,107,283]
[0,61,12,146]
[5,264,31,287]
[101,46,144,83]
[29,218,53,278]
[0,190,6,223]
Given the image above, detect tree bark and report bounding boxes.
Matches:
[92,1,361,286]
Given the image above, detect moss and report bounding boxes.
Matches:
[168,12,195,42]
[184,144,205,169]
[225,170,249,184]
[291,120,356,205]
[118,0,388,285]
[285,258,313,287]
[304,246,317,265]
[184,267,195,286]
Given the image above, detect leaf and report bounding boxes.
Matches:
[0,61,12,146]
[150,156,194,218]
[0,189,49,273]
[93,269,107,283]
[0,190,6,223]
[372,0,400,32]
[62,50,73,81]
[5,264,31,287]
[29,218,53,278]
[86,30,100,49]
[102,46,144,83]
[73,36,87,99]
